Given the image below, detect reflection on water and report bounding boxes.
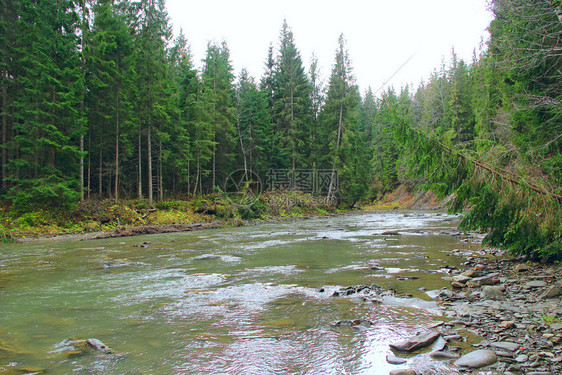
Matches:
[0,211,481,374]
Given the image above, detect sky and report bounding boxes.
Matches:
[165,0,494,95]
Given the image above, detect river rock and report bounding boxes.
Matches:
[451,275,472,284]
[501,321,516,328]
[466,274,499,287]
[430,350,459,359]
[514,264,531,272]
[389,330,440,352]
[461,269,479,277]
[86,338,111,353]
[454,349,497,368]
[524,280,547,289]
[481,285,505,300]
[386,354,407,364]
[540,285,562,299]
[490,341,521,352]
[432,336,448,352]
[388,370,416,375]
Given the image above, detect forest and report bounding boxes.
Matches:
[0,0,560,259]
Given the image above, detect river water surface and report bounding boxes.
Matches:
[0,211,482,374]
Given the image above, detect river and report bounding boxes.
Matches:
[0,210,482,374]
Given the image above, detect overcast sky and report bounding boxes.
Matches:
[165,0,493,95]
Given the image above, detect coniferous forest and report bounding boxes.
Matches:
[0,0,561,259]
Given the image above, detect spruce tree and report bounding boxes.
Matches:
[201,41,236,191]
[133,0,172,205]
[321,34,368,205]
[271,20,312,177]
[7,0,82,208]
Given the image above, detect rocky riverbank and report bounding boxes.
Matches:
[331,246,562,374]
[431,248,562,374]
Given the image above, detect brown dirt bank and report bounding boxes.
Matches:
[370,184,452,210]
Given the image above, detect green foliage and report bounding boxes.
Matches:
[237,200,267,220]
[0,224,13,243]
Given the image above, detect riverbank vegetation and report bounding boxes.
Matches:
[0,191,338,241]
[0,1,560,258]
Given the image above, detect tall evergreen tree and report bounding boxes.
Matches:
[88,0,135,201]
[321,34,368,205]
[235,69,271,178]
[271,20,312,177]
[133,0,172,205]
[201,41,236,191]
[6,0,82,208]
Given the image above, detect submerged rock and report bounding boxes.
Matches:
[85,338,112,353]
[454,349,497,368]
[332,319,373,328]
[389,330,440,352]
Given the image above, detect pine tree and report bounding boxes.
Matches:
[235,69,271,178]
[201,41,236,192]
[133,0,172,205]
[0,0,17,193]
[271,20,312,178]
[88,0,135,201]
[7,0,83,208]
[321,34,367,205]
[309,54,324,173]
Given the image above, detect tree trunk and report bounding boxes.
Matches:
[87,130,91,200]
[327,104,344,202]
[147,121,153,206]
[1,67,7,190]
[159,139,163,200]
[99,133,103,199]
[114,86,120,201]
[138,124,142,199]
[193,151,200,196]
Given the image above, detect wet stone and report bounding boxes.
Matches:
[386,354,407,365]
[430,351,459,359]
[389,330,440,352]
[455,349,498,369]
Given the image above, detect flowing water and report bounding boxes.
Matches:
[0,211,482,374]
